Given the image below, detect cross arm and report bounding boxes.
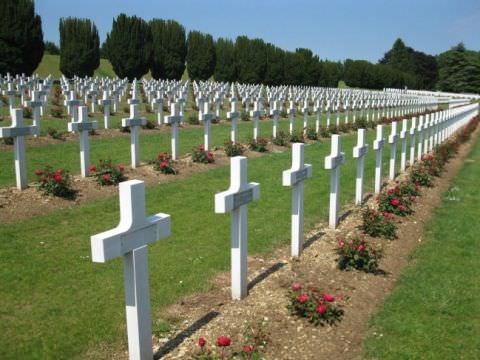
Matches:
[282,164,312,186]
[214,183,260,214]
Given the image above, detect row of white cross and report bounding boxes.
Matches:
[87,103,478,359]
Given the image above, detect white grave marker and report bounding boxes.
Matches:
[324,135,345,229]
[227,98,240,143]
[25,90,43,137]
[409,117,417,166]
[164,103,182,160]
[352,129,368,205]
[388,121,398,180]
[199,102,214,151]
[373,125,385,193]
[400,119,408,171]
[122,104,146,169]
[91,180,171,360]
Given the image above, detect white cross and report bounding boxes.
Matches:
[91,180,171,360]
[199,102,214,151]
[25,90,43,137]
[227,98,240,143]
[409,117,417,166]
[417,116,424,161]
[0,108,37,189]
[250,100,264,140]
[215,156,260,300]
[423,114,430,156]
[270,100,281,139]
[388,121,399,180]
[68,106,98,177]
[164,103,182,160]
[152,92,164,125]
[3,83,18,113]
[99,91,112,129]
[373,125,385,194]
[282,143,312,257]
[288,100,296,134]
[314,99,321,133]
[324,135,345,229]
[353,129,368,205]
[400,119,408,171]
[302,99,309,134]
[66,91,80,122]
[122,104,146,169]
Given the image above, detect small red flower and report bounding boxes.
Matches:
[398,205,407,212]
[291,282,302,291]
[387,188,395,194]
[243,345,254,353]
[410,196,416,202]
[89,165,97,173]
[390,198,400,207]
[102,174,111,182]
[160,161,168,168]
[356,244,366,252]
[323,293,335,302]
[53,173,62,183]
[34,169,43,176]
[338,240,345,248]
[315,303,327,314]
[297,293,309,304]
[216,336,231,347]
[118,165,125,172]
[198,337,206,348]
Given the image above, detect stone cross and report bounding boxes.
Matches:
[215,156,260,300]
[288,100,296,134]
[282,143,312,257]
[250,100,263,140]
[388,121,398,180]
[409,117,417,166]
[68,106,98,177]
[66,90,80,122]
[122,104,146,169]
[91,180,171,360]
[3,83,18,113]
[302,99,309,133]
[99,91,112,129]
[26,90,43,137]
[324,135,345,229]
[227,98,240,143]
[152,91,164,125]
[314,99,321,133]
[270,100,281,139]
[353,129,368,205]
[199,102,214,151]
[400,119,408,171]
[0,108,37,189]
[417,116,424,161]
[164,103,182,160]
[373,125,385,194]
[423,114,430,156]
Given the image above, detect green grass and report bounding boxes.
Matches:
[0,110,381,188]
[34,54,116,79]
[364,137,480,359]
[0,123,405,359]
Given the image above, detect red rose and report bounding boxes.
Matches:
[89,165,97,172]
[323,293,335,302]
[410,196,416,202]
[398,205,407,212]
[53,173,62,183]
[216,336,231,347]
[291,282,302,291]
[356,244,366,252]
[297,293,309,304]
[315,303,327,314]
[118,165,125,172]
[102,174,111,182]
[243,345,254,353]
[34,169,43,176]
[338,240,345,248]
[390,198,400,206]
[198,337,206,347]
[160,161,168,168]
[387,188,395,194]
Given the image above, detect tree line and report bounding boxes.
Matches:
[1,1,479,94]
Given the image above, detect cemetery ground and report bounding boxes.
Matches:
[1,111,478,359]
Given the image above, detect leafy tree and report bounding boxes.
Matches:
[264,43,285,86]
[44,41,60,55]
[214,38,236,82]
[186,30,215,80]
[319,60,343,87]
[283,51,306,85]
[150,19,186,80]
[295,48,321,86]
[0,0,44,75]
[59,18,100,78]
[235,36,267,84]
[104,14,151,80]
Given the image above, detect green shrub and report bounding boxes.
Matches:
[224,140,245,157]
[272,131,289,146]
[248,137,269,152]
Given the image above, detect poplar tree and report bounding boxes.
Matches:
[186,31,215,80]
[214,38,236,82]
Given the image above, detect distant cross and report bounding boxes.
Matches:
[388,121,399,180]
[353,129,368,205]
[3,82,18,113]
[66,91,80,122]
[423,114,430,156]
[288,100,296,134]
[122,103,146,169]
[373,125,385,194]
[302,99,309,134]
[282,143,312,257]
[400,119,408,172]
[99,91,112,129]
[409,117,417,166]
[199,102,215,151]
[68,106,98,177]
[25,90,43,137]
[417,116,424,161]
[324,135,345,229]
[152,91,164,125]
[91,180,171,360]
[164,103,182,160]
[227,98,240,143]
[314,99,321,134]
[215,156,260,300]
[270,100,281,139]
[250,100,264,140]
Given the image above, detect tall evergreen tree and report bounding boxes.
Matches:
[214,38,236,82]
[0,0,44,75]
[104,14,151,80]
[150,19,186,80]
[264,44,285,86]
[234,36,267,84]
[186,31,215,80]
[59,18,100,78]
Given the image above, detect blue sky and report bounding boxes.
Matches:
[37,0,480,62]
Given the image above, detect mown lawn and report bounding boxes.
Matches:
[364,136,480,359]
[0,124,404,359]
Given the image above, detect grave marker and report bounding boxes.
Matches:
[324,135,345,229]
[353,129,368,205]
[227,98,240,143]
[199,102,214,151]
[122,104,146,169]
[373,125,385,193]
[164,103,182,160]
[388,121,398,180]
[400,119,408,171]
[409,117,417,166]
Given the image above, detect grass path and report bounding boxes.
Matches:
[364,136,480,359]
[0,125,407,359]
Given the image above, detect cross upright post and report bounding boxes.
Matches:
[400,119,408,172]
[388,121,399,180]
[353,129,368,205]
[99,91,112,129]
[227,98,240,143]
[122,103,146,169]
[164,103,182,160]
[152,91,164,125]
[373,125,385,194]
[324,135,346,229]
[215,157,260,300]
[288,100,296,135]
[417,116,424,161]
[282,143,312,257]
[302,99,309,134]
[270,100,281,139]
[199,101,214,151]
[26,90,43,137]
[250,100,264,140]
[91,180,171,360]
[409,117,417,166]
